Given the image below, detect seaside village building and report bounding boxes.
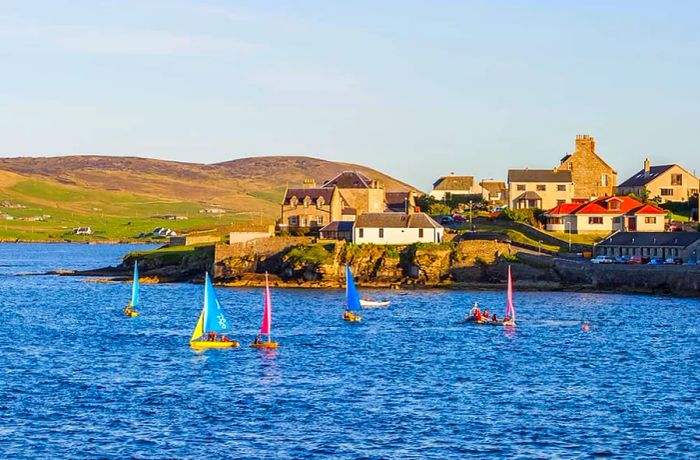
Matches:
[543,195,666,234]
[353,212,444,244]
[280,171,435,243]
[429,174,474,200]
[617,159,700,203]
[479,180,508,206]
[508,134,618,210]
[595,231,700,261]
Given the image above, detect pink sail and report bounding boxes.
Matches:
[260,273,272,335]
[505,265,516,322]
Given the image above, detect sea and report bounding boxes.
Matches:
[0,243,698,459]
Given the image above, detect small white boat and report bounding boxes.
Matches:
[360,299,391,308]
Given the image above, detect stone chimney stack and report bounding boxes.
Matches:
[643,158,651,174]
[302,178,316,188]
[575,134,596,154]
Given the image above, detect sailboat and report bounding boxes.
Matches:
[343,265,363,322]
[123,261,139,317]
[465,265,516,327]
[250,273,278,349]
[189,272,239,349]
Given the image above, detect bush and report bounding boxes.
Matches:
[285,244,333,266]
[496,208,543,227]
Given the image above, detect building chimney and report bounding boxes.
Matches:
[643,158,651,174]
[302,178,316,188]
[575,134,596,154]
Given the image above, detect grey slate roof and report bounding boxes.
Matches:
[508,169,572,183]
[283,188,333,205]
[514,191,542,201]
[597,232,700,248]
[323,171,372,188]
[385,191,411,212]
[618,165,675,187]
[319,221,354,232]
[355,212,443,229]
[432,175,474,191]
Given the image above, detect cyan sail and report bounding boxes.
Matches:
[203,272,229,333]
[130,261,139,307]
[345,265,362,312]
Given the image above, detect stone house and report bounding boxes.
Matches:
[353,212,444,245]
[617,159,700,203]
[544,195,666,234]
[280,186,337,229]
[429,174,474,201]
[507,169,573,209]
[556,134,617,199]
[595,231,700,261]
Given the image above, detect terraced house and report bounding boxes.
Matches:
[507,169,574,209]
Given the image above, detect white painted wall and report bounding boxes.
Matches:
[353,226,444,244]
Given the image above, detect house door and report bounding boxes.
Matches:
[627,217,636,231]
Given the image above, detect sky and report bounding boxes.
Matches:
[0,0,698,190]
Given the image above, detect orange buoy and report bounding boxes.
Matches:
[582,323,590,332]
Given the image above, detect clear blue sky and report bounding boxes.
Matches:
[1,0,698,190]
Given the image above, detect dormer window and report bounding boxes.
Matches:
[608,200,620,210]
[290,196,299,207]
[316,196,325,207]
[303,196,312,208]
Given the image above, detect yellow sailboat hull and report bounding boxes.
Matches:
[124,308,138,317]
[189,340,239,349]
[250,342,278,349]
[343,313,362,322]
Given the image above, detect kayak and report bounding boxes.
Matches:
[360,299,391,308]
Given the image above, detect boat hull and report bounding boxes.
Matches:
[464,316,514,327]
[360,300,390,308]
[189,340,239,349]
[250,342,279,349]
[124,309,138,317]
[343,312,362,322]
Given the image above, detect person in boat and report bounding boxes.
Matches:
[470,302,482,319]
[492,313,498,323]
[253,334,262,344]
[207,331,218,341]
[483,310,490,319]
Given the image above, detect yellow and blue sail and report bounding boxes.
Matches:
[130,261,139,307]
[203,272,229,333]
[345,265,362,312]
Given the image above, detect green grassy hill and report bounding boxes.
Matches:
[0,156,417,242]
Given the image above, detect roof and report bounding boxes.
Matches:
[283,188,333,205]
[319,221,354,232]
[508,169,572,183]
[323,171,372,189]
[544,196,666,216]
[432,175,474,191]
[385,191,411,212]
[355,212,443,229]
[618,165,675,187]
[598,232,700,248]
[514,191,542,201]
[479,181,506,194]
[341,207,357,215]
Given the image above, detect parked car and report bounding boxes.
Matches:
[591,255,615,264]
[452,214,467,223]
[614,256,630,264]
[440,216,454,225]
[647,257,665,265]
[628,255,650,265]
[683,259,698,266]
[664,257,683,265]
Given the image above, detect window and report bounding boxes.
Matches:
[568,162,573,170]
[660,188,673,196]
[303,197,311,208]
[588,217,603,225]
[556,199,565,205]
[548,217,563,225]
[316,216,324,225]
[612,217,622,224]
[359,228,364,238]
[516,184,525,191]
[645,217,656,224]
[608,200,620,210]
[601,174,609,187]
[301,218,308,226]
[536,184,546,191]
[379,228,384,238]
[419,228,424,238]
[288,216,298,226]
[557,185,566,192]
[671,174,682,185]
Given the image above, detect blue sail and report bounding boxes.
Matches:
[345,265,362,312]
[203,272,229,333]
[130,261,139,307]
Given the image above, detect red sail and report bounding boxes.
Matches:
[260,273,272,335]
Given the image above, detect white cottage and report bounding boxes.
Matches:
[353,212,444,245]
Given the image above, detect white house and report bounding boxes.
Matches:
[429,174,474,201]
[353,212,444,244]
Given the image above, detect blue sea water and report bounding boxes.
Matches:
[0,243,698,459]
